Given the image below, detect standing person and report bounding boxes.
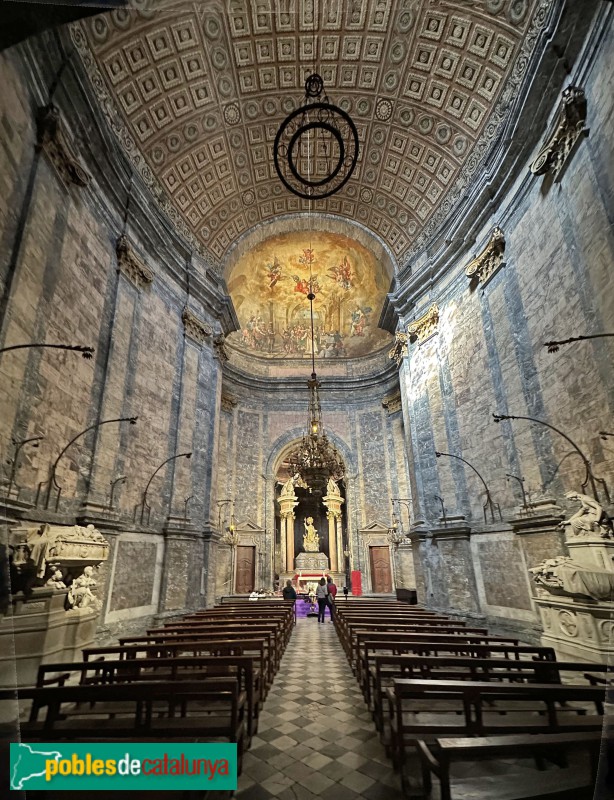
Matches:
[326,576,337,623]
[315,578,328,623]
[282,579,297,601]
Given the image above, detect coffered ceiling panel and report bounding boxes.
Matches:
[72,0,554,272]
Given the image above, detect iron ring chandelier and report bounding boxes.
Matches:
[274,74,359,200]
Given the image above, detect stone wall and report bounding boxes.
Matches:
[216,367,413,592]
[396,11,614,634]
[0,35,233,638]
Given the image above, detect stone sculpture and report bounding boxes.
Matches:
[67,566,101,610]
[45,568,66,590]
[558,491,613,540]
[327,477,341,497]
[529,556,614,602]
[303,517,320,552]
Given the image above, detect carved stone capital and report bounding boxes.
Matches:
[116,235,154,289]
[182,307,212,344]
[36,104,90,188]
[213,333,229,362]
[388,332,408,367]
[465,227,506,286]
[221,392,237,413]
[407,303,439,344]
[530,86,588,181]
[382,391,402,415]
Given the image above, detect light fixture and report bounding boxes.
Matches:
[274,73,359,200]
[287,272,344,496]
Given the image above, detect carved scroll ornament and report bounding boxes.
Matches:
[388,332,408,367]
[407,303,439,344]
[213,333,229,362]
[36,104,90,188]
[382,392,402,415]
[116,235,154,289]
[530,86,588,180]
[465,227,506,285]
[182,307,212,344]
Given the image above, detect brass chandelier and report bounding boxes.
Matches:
[287,265,344,495]
[288,373,345,495]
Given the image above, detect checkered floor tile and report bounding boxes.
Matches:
[233,616,403,800]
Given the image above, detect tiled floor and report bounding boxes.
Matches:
[234,614,404,800]
[233,615,598,800]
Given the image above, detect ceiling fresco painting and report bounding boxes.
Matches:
[72,0,554,272]
[227,231,393,359]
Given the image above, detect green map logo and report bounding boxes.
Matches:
[9,743,237,791]
[11,743,63,790]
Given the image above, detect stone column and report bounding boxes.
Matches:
[324,489,344,574]
[278,492,298,573]
[285,513,295,572]
[326,511,338,572]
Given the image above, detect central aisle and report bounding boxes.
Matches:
[234,613,404,800]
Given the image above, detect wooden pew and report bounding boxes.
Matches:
[387,679,605,795]
[369,654,607,739]
[16,679,248,772]
[356,636,537,699]
[417,730,603,800]
[83,638,271,698]
[36,655,261,741]
[118,630,277,686]
[346,627,508,675]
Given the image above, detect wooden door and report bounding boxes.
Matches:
[235,546,256,594]
[369,546,392,593]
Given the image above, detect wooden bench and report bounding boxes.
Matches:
[35,654,260,741]
[17,679,248,772]
[369,654,607,739]
[417,731,603,800]
[349,629,517,678]
[118,631,276,687]
[357,638,545,700]
[140,624,281,671]
[387,679,605,794]
[83,638,271,698]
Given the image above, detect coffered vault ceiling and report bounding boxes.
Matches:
[72,0,553,273]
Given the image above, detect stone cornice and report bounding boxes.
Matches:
[464,227,506,286]
[182,307,212,345]
[407,304,439,345]
[116,235,154,289]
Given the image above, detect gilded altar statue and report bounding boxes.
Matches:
[303,517,320,552]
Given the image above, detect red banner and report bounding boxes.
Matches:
[350,570,362,596]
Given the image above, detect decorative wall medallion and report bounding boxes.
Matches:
[388,331,408,367]
[115,235,154,289]
[182,307,212,344]
[530,86,588,181]
[558,609,579,637]
[464,226,506,286]
[407,303,439,344]
[36,104,90,188]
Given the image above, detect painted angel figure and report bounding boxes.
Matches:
[266,256,283,288]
